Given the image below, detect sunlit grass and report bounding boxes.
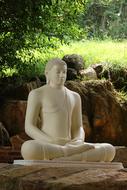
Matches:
[56,40,127,68]
[34,39,127,74]
[15,39,127,77]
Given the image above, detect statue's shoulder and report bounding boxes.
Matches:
[28,85,47,98]
[65,87,80,100]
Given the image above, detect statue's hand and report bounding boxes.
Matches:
[64,142,95,156]
[52,137,70,145]
[66,139,83,145]
[81,143,95,151]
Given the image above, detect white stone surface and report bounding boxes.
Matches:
[13,160,123,170]
[21,58,115,162]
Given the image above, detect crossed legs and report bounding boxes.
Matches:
[21,140,116,162]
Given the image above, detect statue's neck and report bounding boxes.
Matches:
[48,83,65,90]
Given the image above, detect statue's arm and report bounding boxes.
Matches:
[25,90,54,143]
[69,93,85,145]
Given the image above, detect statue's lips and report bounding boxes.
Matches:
[58,78,65,81]
[60,77,65,79]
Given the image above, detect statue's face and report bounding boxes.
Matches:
[48,64,67,87]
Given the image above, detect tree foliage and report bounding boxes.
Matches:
[0,0,85,78]
[82,0,127,39]
[0,0,127,78]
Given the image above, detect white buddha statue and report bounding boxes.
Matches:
[21,58,115,161]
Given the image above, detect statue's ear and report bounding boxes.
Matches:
[45,70,47,75]
[45,71,48,77]
[45,71,49,84]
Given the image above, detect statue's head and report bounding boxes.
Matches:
[45,58,67,87]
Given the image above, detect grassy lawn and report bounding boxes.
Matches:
[3,39,127,77]
[33,39,127,74]
[56,40,127,67]
[10,39,126,78]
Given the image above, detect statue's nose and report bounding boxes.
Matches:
[60,72,65,77]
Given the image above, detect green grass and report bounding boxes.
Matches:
[15,39,127,77]
[34,39,127,74]
[57,40,127,67]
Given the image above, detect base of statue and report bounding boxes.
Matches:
[13,160,123,170]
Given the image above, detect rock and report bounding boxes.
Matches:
[82,114,92,141]
[66,80,127,145]
[0,147,22,163]
[0,77,42,100]
[101,66,127,91]
[0,80,127,149]
[63,54,84,72]
[67,68,78,80]
[81,67,98,80]
[0,132,30,163]
[16,80,42,100]
[91,63,103,78]
[0,100,27,136]
[0,96,6,108]
[113,146,127,167]
[63,54,85,80]
[0,122,11,146]
[10,132,30,150]
[0,163,127,190]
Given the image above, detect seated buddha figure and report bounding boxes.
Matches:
[21,58,115,161]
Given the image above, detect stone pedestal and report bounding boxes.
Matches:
[0,162,127,190]
[13,160,123,170]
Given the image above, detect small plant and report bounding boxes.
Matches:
[116,90,127,104]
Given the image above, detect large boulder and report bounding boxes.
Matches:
[63,54,85,80]
[91,63,103,78]
[81,67,97,80]
[66,80,127,145]
[0,122,11,146]
[0,100,27,136]
[0,77,42,100]
[63,54,84,71]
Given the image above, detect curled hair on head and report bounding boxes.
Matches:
[45,58,67,75]
[45,58,67,84]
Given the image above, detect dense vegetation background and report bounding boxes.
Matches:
[0,0,127,79]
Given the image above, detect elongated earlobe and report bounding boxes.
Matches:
[45,71,49,84]
[46,78,50,84]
